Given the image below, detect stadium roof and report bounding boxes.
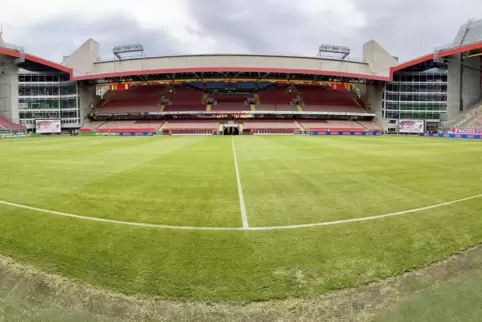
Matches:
[2,31,481,84]
[389,40,482,75]
[452,19,482,47]
[72,66,390,82]
[0,45,73,76]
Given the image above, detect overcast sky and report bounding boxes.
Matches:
[1,0,481,63]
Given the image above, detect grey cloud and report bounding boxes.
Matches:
[185,0,364,58]
[353,0,482,60]
[186,0,482,61]
[8,13,182,62]
[6,0,482,63]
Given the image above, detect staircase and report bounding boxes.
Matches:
[295,120,305,130]
[441,98,482,131]
[351,91,367,111]
[296,95,303,111]
[465,105,482,128]
[159,96,165,111]
[99,98,109,107]
[206,104,212,112]
[250,104,256,111]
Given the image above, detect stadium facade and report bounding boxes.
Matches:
[0,19,481,135]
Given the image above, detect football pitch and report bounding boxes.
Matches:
[1,135,482,302]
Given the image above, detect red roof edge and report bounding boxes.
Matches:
[72,67,390,82]
[389,41,482,79]
[0,47,73,78]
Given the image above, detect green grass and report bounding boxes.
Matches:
[375,270,482,321]
[374,249,482,322]
[1,135,482,301]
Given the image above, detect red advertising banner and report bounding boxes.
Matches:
[452,128,482,134]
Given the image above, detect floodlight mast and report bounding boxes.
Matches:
[112,44,145,60]
[317,44,351,60]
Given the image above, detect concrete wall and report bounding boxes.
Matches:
[462,56,481,108]
[62,39,99,75]
[447,54,481,120]
[78,82,97,126]
[363,82,387,129]
[90,54,373,76]
[0,54,19,123]
[363,40,398,76]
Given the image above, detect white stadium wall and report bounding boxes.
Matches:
[0,54,19,123]
[85,55,373,76]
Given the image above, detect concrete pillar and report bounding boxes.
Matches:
[0,54,19,123]
[78,81,98,126]
[447,54,462,121]
[462,56,481,109]
[364,82,385,128]
[447,54,481,120]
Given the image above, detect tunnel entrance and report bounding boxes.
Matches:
[223,126,240,135]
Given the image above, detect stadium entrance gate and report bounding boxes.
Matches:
[223,124,240,135]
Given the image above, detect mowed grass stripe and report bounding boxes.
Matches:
[1,195,482,301]
[235,136,482,227]
[2,136,482,302]
[0,136,241,227]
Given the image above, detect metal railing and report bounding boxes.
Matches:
[0,40,24,52]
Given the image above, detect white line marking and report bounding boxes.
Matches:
[0,200,243,231]
[1,194,481,232]
[231,136,249,229]
[250,193,482,230]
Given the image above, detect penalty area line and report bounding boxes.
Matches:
[231,136,249,229]
[247,193,482,230]
[0,194,481,232]
[0,200,244,231]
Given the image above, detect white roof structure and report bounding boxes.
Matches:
[452,19,482,47]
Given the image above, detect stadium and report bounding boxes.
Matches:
[1,17,482,321]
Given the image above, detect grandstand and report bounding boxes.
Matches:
[96,120,164,133]
[298,120,367,131]
[257,85,299,111]
[95,86,164,114]
[0,116,23,131]
[163,86,206,112]
[0,18,481,135]
[298,86,364,113]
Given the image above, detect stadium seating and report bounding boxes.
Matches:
[163,86,205,112]
[97,86,164,114]
[297,86,365,113]
[298,120,366,131]
[96,120,163,133]
[0,116,24,130]
[466,106,482,128]
[161,120,219,135]
[356,121,382,131]
[467,115,482,128]
[242,119,300,134]
[258,86,298,111]
[210,93,252,111]
[80,121,106,132]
